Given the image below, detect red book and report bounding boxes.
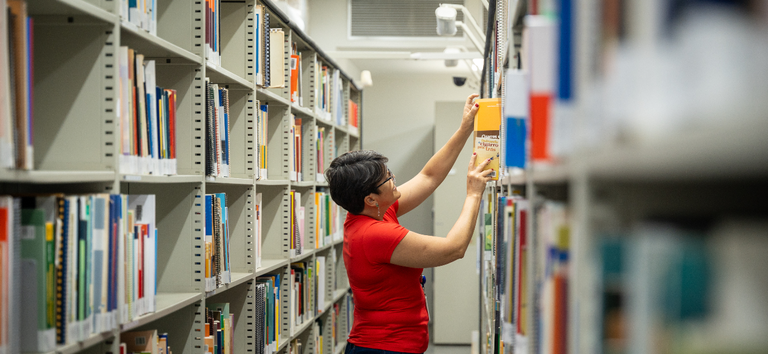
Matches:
[530,94,551,161]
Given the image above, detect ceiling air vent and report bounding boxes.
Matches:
[350,0,464,38]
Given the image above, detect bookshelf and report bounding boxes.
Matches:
[477,1,768,354]
[2,0,360,353]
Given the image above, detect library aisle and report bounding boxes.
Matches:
[1,0,359,354]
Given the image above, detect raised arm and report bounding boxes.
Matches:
[396,94,479,217]
[390,154,493,268]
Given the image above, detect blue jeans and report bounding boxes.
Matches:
[344,342,423,354]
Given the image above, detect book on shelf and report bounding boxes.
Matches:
[290,261,313,327]
[206,302,234,354]
[119,47,178,176]
[4,194,157,349]
[315,256,325,312]
[290,43,301,105]
[315,126,326,182]
[204,193,232,292]
[473,98,501,180]
[255,5,265,86]
[121,0,157,35]
[289,190,304,257]
[256,273,281,353]
[255,192,262,268]
[121,329,172,354]
[205,80,231,178]
[290,116,302,182]
[503,71,528,169]
[206,0,221,66]
[524,16,556,163]
[257,103,269,179]
[348,99,359,135]
[332,70,343,126]
[2,0,33,171]
[269,28,285,89]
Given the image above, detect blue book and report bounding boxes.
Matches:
[215,193,229,273]
[504,71,529,169]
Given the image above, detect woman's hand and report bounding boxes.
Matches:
[460,93,480,132]
[467,153,494,197]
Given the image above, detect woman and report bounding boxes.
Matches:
[324,94,494,354]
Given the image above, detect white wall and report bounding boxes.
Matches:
[362,72,475,234]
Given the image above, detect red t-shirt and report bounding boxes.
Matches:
[343,201,429,353]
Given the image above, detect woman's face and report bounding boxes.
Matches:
[375,168,400,205]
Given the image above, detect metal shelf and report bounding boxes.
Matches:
[205,176,254,185]
[290,250,314,263]
[121,174,203,183]
[315,116,335,128]
[40,331,113,354]
[499,171,526,186]
[290,318,314,337]
[255,179,291,186]
[291,104,316,119]
[28,0,117,23]
[257,88,290,106]
[206,61,253,90]
[120,292,202,332]
[292,181,315,188]
[119,20,202,64]
[0,170,115,184]
[205,272,255,298]
[584,119,768,181]
[531,163,570,184]
[255,259,290,277]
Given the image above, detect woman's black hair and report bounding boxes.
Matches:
[324,150,388,214]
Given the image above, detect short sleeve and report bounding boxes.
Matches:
[362,220,409,264]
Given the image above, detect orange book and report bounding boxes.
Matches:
[290,54,300,102]
[530,94,551,161]
[473,98,501,180]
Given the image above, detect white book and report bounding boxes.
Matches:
[129,195,156,314]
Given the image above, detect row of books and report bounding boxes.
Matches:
[120,0,157,35]
[254,5,284,89]
[257,103,269,179]
[598,218,768,353]
[315,191,342,249]
[205,80,231,178]
[483,194,530,354]
[205,193,232,292]
[0,194,157,353]
[118,47,179,176]
[290,44,303,106]
[313,63,344,125]
[205,302,234,354]
[255,273,281,354]
[0,0,33,170]
[205,0,221,66]
[289,190,305,257]
[290,261,314,329]
[348,100,359,136]
[289,116,303,182]
[315,127,327,182]
[121,330,172,354]
[533,201,570,354]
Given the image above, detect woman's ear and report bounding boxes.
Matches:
[364,194,378,207]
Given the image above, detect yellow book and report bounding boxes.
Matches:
[473,98,501,180]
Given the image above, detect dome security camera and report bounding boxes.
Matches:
[453,77,467,87]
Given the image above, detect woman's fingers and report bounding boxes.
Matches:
[474,157,493,172]
[469,153,478,171]
[465,93,479,107]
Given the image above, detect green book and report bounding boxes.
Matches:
[21,209,49,332]
[485,213,493,251]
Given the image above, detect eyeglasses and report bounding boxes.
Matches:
[374,168,395,190]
